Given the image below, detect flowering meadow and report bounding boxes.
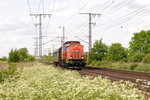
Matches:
[0,63,147,100]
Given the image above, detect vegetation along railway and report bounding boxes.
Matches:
[42,40,150,97]
[43,61,150,97]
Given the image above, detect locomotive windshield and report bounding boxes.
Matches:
[64,41,80,47]
[64,43,71,47]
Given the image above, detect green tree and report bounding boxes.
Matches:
[129,30,150,53]
[8,49,20,62]
[92,39,108,61]
[18,48,28,61]
[107,43,127,61]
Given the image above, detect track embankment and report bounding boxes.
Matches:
[79,67,150,97]
[42,62,150,97]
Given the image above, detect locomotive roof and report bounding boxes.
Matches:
[64,41,80,44]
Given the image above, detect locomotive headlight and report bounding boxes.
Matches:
[82,57,84,59]
[70,55,73,59]
[70,61,73,64]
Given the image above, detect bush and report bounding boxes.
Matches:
[8,48,35,62]
[130,64,138,71]
[95,61,102,67]
[0,56,7,61]
[0,63,20,83]
[90,60,97,66]
[128,53,145,62]
[25,55,35,62]
[121,58,128,62]
[42,55,53,62]
[143,54,150,63]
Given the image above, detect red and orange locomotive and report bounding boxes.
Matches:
[53,41,85,68]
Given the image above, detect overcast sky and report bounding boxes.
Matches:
[0,0,150,57]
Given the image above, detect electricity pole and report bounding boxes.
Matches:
[59,26,65,46]
[30,14,51,58]
[63,26,65,44]
[59,26,65,60]
[80,13,101,64]
[34,37,39,58]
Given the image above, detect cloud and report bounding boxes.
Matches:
[0,17,34,57]
[0,0,150,57]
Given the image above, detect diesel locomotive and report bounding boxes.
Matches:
[53,41,85,68]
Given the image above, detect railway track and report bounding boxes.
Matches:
[80,67,150,81]
[42,62,150,97]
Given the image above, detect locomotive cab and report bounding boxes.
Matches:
[62,41,85,68]
[53,41,85,69]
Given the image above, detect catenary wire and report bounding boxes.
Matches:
[96,4,150,29]
[95,6,150,35]
[42,0,45,13]
[26,0,35,25]
[61,0,92,26]
[37,0,42,13]
[72,0,117,38]
[44,0,57,36]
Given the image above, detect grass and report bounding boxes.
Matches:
[0,61,7,63]
[0,63,21,83]
[90,61,150,72]
[0,63,146,100]
[0,62,36,69]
